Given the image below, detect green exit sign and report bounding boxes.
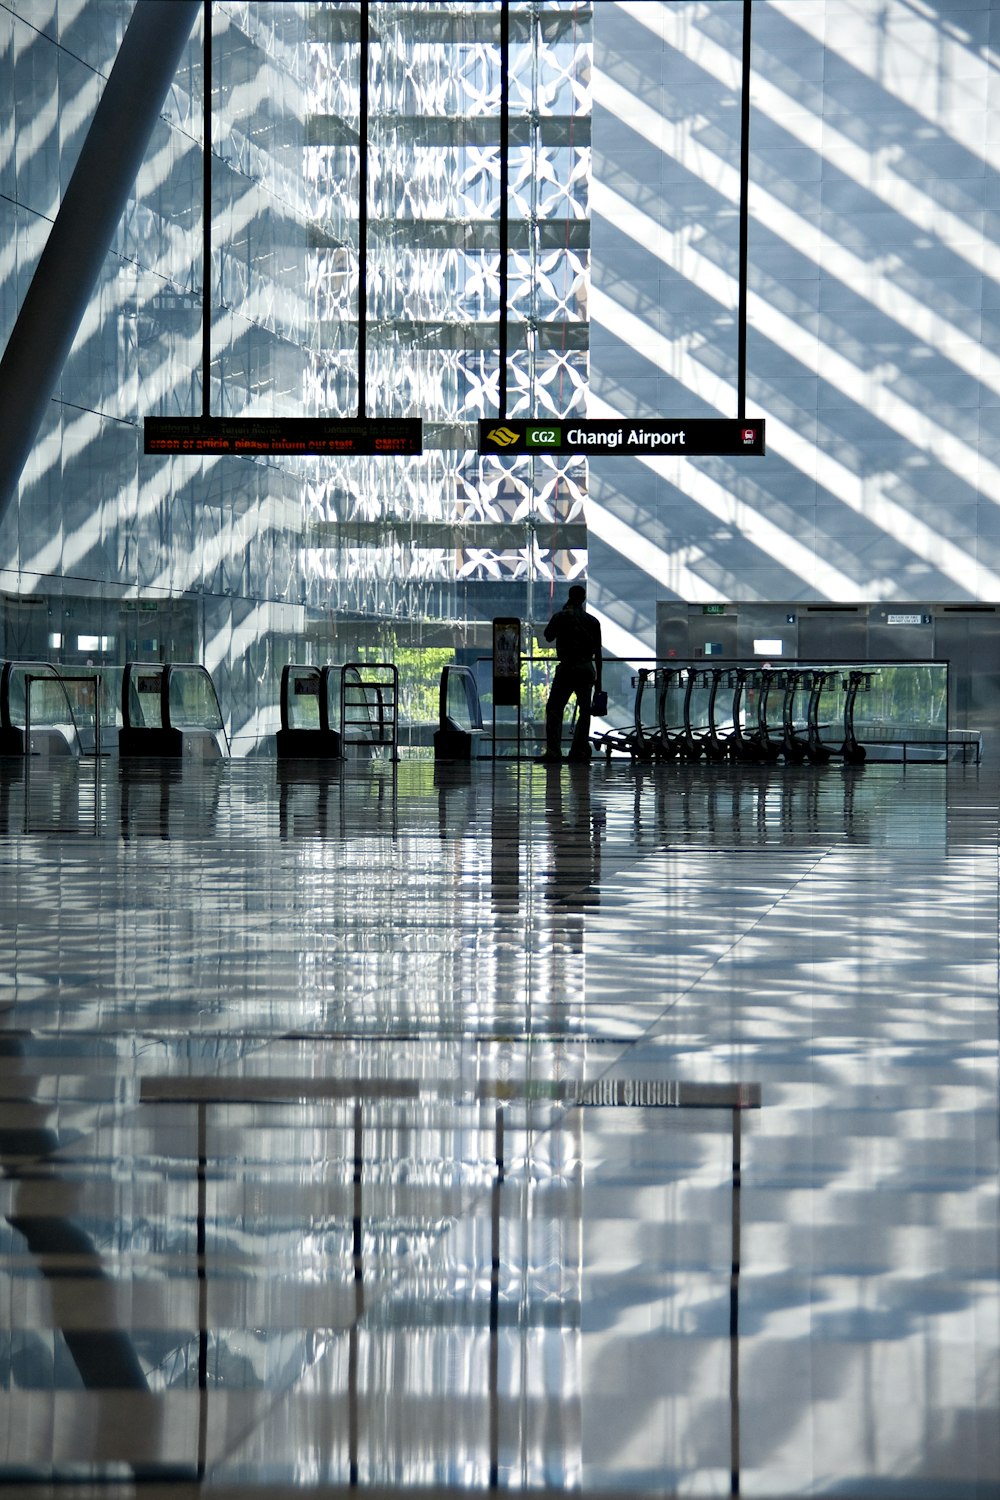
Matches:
[702,604,727,615]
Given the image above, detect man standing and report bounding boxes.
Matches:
[538,583,603,763]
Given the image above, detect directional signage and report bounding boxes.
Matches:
[144,417,423,457]
[479,417,765,457]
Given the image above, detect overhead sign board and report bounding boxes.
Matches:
[479,417,765,457]
[144,417,423,457]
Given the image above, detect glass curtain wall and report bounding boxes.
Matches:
[303,0,592,656]
[0,0,592,751]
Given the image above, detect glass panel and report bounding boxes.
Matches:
[167,665,224,732]
[128,667,164,730]
[8,665,67,728]
[445,666,480,731]
[1,1,592,751]
[285,665,321,730]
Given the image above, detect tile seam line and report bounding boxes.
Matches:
[608,842,843,1047]
[203,844,844,1473]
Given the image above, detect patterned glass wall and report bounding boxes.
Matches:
[303,0,591,635]
[0,0,592,750]
[589,0,1000,660]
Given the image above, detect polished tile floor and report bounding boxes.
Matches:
[0,755,996,1498]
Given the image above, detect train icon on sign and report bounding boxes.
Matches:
[486,425,520,448]
[742,427,757,445]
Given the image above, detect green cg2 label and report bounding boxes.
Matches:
[525,425,561,447]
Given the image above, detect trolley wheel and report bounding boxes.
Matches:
[843,744,867,765]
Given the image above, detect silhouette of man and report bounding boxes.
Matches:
[538,583,602,763]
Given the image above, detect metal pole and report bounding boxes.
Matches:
[202,0,213,418]
[489,1105,505,1487]
[498,1,510,420]
[357,2,370,417]
[737,1,753,421]
[197,1099,209,1479]
[730,1106,742,1497]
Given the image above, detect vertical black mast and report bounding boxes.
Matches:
[498,0,510,420]
[358,0,370,417]
[737,0,752,421]
[202,0,212,418]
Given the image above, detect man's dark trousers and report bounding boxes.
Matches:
[545,661,596,758]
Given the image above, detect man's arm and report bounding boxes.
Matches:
[543,610,562,644]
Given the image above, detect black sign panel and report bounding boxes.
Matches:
[492,616,521,708]
[144,417,423,457]
[478,417,765,457]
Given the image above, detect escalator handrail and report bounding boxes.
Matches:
[1,659,75,733]
[439,664,483,733]
[164,663,230,754]
[122,661,229,753]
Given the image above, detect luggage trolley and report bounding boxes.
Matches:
[653,666,686,760]
[631,666,666,760]
[676,667,731,761]
[752,668,783,762]
[702,667,731,760]
[592,666,662,761]
[838,669,869,765]
[805,670,834,764]
[780,670,813,763]
[727,668,759,762]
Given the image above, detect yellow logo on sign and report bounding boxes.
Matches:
[487,425,520,448]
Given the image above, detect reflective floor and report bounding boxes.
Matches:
[0,756,996,1499]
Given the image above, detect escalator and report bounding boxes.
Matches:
[119,663,229,759]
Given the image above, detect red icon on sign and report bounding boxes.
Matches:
[742,427,756,444]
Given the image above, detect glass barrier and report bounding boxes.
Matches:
[167,666,225,734]
[6,664,69,729]
[443,666,483,734]
[283,667,323,732]
[125,666,165,731]
[1,662,111,762]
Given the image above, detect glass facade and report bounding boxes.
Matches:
[0,0,592,752]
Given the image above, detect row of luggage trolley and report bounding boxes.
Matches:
[594,664,872,765]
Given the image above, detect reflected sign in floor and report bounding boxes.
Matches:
[144,417,423,456]
[479,417,765,456]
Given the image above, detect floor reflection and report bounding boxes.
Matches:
[0,757,995,1495]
